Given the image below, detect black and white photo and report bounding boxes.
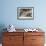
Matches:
[17,7,34,20]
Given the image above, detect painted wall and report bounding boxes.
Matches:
[0,0,46,30]
[0,0,46,43]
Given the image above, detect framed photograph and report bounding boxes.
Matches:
[17,7,34,20]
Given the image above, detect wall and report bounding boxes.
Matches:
[0,0,46,44]
[0,0,46,29]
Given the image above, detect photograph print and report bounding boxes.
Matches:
[17,7,34,20]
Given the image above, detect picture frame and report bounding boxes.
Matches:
[17,7,34,20]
